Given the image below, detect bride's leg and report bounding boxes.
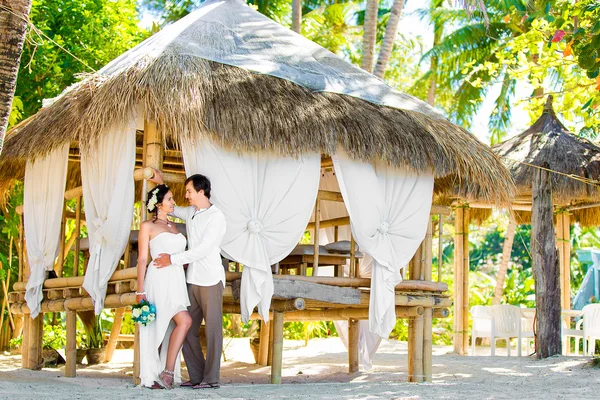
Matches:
[164,310,193,374]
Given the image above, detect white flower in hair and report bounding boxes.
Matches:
[147,190,159,212]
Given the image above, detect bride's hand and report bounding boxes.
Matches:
[136,293,147,303]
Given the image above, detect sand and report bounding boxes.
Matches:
[0,337,598,399]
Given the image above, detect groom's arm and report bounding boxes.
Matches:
[171,213,226,265]
[155,213,226,268]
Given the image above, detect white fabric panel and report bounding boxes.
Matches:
[24,144,69,318]
[333,151,434,338]
[81,118,137,314]
[99,0,443,121]
[318,170,381,370]
[181,139,320,322]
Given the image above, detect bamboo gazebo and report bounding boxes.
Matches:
[453,96,600,356]
[1,0,513,384]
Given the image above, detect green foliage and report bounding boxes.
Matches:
[14,0,146,120]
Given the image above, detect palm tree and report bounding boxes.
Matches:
[291,0,302,32]
[0,0,32,156]
[373,0,405,79]
[360,0,379,73]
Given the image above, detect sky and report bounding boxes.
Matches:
[138,0,532,144]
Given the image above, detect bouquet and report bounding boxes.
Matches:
[132,299,156,326]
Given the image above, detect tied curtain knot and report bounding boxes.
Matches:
[247,219,263,234]
[378,221,390,235]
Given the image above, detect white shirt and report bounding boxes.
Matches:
[170,204,227,287]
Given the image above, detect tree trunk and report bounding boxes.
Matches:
[373,0,405,79]
[427,3,443,106]
[531,163,561,358]
[0,0,32,155]
[360,0,379,73]
[492,214,516,305]
[291,0,301,33]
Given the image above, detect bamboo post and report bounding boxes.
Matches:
[438,215,443,282]
[21,316,30,368]
[65,310,77,377]
[258,320,270,366]
[104,308,125,362]
[408,314,424,382]
[462,207,470,353]
[411,246,423,281]
[28,314,43,369]
[313,200,320,277]
[453,205,465,355]
[348,318,359,373]
[267,318,274,366]
[349,234,356,278]
[56,203,66,277]
[18,214,24,282]
[423,219,433,382]
[133,325,141,384]
[73,196,82,277]
[270,311,284,384]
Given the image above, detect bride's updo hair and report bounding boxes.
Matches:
[146,184,170,215]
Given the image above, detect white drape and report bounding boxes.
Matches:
[24,144,69,318]
[316,171,380,370]
[181,139,320,322]
[82,118,137,314]
[333,151,434,338]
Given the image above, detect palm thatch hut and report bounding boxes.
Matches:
[466,96,600,357]
[1,0,513,384]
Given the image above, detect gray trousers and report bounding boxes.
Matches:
[182,282,223,384]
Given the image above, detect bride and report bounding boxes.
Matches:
[136,184,192,389]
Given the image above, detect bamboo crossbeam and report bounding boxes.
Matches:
[13,267,137,291]
[306,216,349,230]
[318,190,344,202]
[10,293,136,314]
[271,298,305,312]
[220,305,425,321]
[224,272,448,292]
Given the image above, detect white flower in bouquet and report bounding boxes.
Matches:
[132,308,142,318]
[142,305,150,312]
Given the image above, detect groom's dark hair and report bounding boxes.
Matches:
[185,174,211,199]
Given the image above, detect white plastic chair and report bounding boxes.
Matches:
[488,304,528,356]
[470,305,491,355]
[564,304,600,355]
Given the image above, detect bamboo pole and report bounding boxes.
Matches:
[423,219,433,382]
[412,246,423,281]
[438,215,443,282]
[105,308,125,362]
[562,213,571,311]
[18,215,23,282]
[350,234,357,278]
[462,207,470,353]
[453,205,465,355]
[29,315,43,370]
[267,318,274,366]
[313,200,320,276]
[73,196,82,277]
[270,311,284,384]
[348,319,359,373]
[22,316,30,368]
[11,293,137,314]
[56,203,67,277]
[408,315,424,382]
[65,310,77,377]
[258,320,270,366]
[14,267,137,291]
[133,325,141,385]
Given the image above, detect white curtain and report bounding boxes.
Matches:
[82,118,137,314]
[333,151,434,338]
[181,138,320,322]
[316,170,382,370]
[24,144,69,318]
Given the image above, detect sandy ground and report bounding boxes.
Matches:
[0,337,598,399]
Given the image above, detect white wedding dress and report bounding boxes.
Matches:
[139,232,190,387]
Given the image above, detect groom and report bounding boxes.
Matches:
[153,170,227,389]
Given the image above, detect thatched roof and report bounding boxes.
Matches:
[0,0,513,205]
[493,96,600,204]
